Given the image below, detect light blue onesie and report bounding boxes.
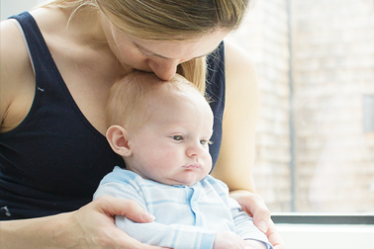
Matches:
[94,167,273,249]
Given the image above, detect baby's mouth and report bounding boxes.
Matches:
[182,164,202,169]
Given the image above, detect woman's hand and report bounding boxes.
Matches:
[62,195,165,248]
[230,190,287,249]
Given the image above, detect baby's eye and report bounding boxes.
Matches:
[172,135,184,141]
[200,140,213,145]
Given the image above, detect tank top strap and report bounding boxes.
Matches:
[206,41,226,166]
[9,12,63,91]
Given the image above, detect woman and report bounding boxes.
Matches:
[0,0,285,248]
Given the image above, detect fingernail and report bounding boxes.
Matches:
[141,212,155,221]
[258,220,267,233]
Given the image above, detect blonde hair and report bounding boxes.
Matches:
[42,0,250,92]
[106,71,203,130]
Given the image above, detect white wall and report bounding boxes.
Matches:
[277,224,374,249]
[1,0,44,20]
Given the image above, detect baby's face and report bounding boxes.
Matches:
[125,89,214,186]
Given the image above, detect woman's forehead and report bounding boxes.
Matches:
[130,30,229,59]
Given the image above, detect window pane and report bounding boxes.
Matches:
[228,0,374,212]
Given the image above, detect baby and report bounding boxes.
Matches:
[94,71,272,249]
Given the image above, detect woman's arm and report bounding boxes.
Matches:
[210,39,259,193]
[211,40,286,249]
[0,19,162,249]
[0,196,162,249]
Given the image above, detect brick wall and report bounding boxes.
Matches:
[229,0,374,212]
[291,0,374,212]
[228,0,292,211]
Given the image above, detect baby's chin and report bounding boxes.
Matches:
[158,179,198,187]
[161,174,205,187]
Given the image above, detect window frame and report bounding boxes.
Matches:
[272,213,374,225]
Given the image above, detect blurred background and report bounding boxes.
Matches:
[228,0,374,213]
[1,0,45,20]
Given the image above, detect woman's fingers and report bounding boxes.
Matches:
[266,220,287,249]
[229,190,287,248]
[94,195,155,223]
[67,196,162,249]
[230,190,271,233]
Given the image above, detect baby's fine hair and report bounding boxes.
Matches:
[106,71,205,130]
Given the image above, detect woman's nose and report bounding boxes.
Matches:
[148,59,179,81]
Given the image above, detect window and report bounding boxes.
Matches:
[228,0,374,214]
[364,94,374,133]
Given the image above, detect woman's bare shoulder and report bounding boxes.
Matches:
[224,39,259,109]
[224,39,257,82]
[0,19,35,132]
[0,18,33,78]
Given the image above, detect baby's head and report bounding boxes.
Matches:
[106,71,214,186]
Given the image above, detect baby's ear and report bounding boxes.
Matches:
[106,125,132,157]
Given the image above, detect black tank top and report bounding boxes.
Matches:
[0,12,225,220]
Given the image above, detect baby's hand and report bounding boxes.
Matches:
[213,231,246,249]
[244,239,268,249]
